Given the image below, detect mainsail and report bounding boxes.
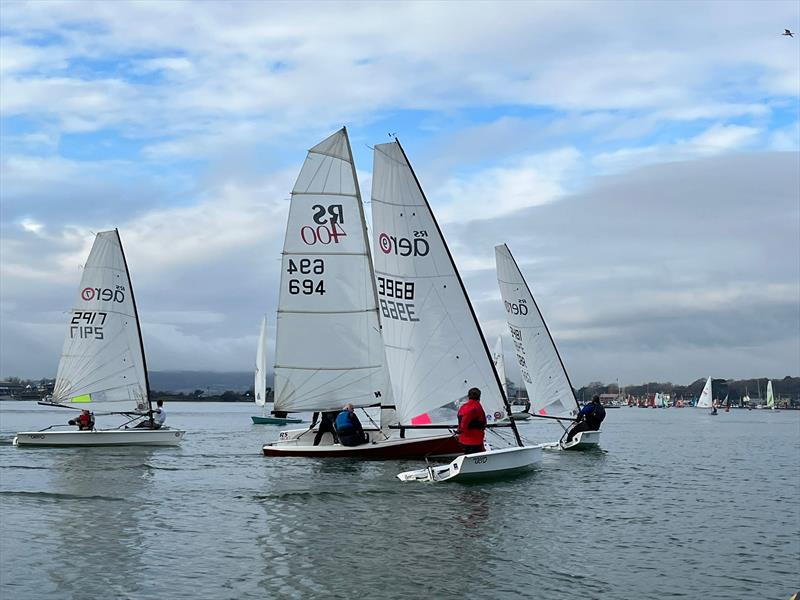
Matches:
[494,244,578,418]
[371,140,508,426]
[697,376,713,408]
[53,229,149,411]
[254,315,268,407]
[766,380,775,409]
[273,128,390,413]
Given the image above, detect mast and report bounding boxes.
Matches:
[115,228,153,420]
[501,244,580,414]
[395,140,523,447]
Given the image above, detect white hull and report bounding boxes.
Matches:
[13,428,185,447]
[397,445,542,483]
[541,430,601,451]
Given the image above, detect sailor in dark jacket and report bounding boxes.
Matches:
[565,395,606,443]
[335,404,369,447]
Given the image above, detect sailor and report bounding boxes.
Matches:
[68,409,94,431]
[456,387,486,454]
[335,404,369,447]
[153,399,166,429]
[565,395,606,443]
[311,411,339,446]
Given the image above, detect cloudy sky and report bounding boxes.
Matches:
[1,1,798,386]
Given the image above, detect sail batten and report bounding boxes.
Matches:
[273,128,390,413]
[53,230,148,410]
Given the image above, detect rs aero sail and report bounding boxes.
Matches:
[375,139,541,482]
[14,230,185,446]
[494,244,600,451]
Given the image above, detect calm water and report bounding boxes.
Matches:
[1,402,798,599]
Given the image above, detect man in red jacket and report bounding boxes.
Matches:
[456,387,486,454]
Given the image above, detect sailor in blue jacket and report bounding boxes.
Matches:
[565,395,606,443]
[335,404,369,447]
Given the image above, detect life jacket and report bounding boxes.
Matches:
[457,399,486,446]
[335,411,354,433]
[77,413,93,430]
[586,403,605,427]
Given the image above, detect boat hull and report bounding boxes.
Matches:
[541,430,601,451]
[262,431,462,459]
[397,445,542,483]
[13,428,185,447]
[251,416,303,425]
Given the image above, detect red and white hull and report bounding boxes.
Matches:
[262,428,462,459]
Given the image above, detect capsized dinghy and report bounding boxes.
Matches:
[14,230,185,447]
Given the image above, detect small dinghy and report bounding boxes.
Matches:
[251,415,303,425]
[14,230,185,447]
[397,445,541,483]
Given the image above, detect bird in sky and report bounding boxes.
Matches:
[783,29,794,37]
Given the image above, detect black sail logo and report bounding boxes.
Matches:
[378,232,429,257]
[81,287,125,303]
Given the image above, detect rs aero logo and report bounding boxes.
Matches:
[81,287,125,303]
[378,231,429,257]
[505,298,528,315]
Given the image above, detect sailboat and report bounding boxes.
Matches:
[766,380,776,410]
[14,230,185,446]
[367,140,539,483]
[262,128,461,458]
[696,376,713,412]
[494,244,599,450]
[251,316,302,425]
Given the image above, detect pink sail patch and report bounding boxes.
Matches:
[411,413,432,425]
[538,408,548,415]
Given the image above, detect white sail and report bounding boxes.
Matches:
[654,392,664,407]
[254,315,268,407]
[766,380,775,409]
[492,336,507,399]
[371,141,507,425]
[273,128,390,413]
[53,230,148,410]
[494,244,578,418]
[697,376,713,408]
